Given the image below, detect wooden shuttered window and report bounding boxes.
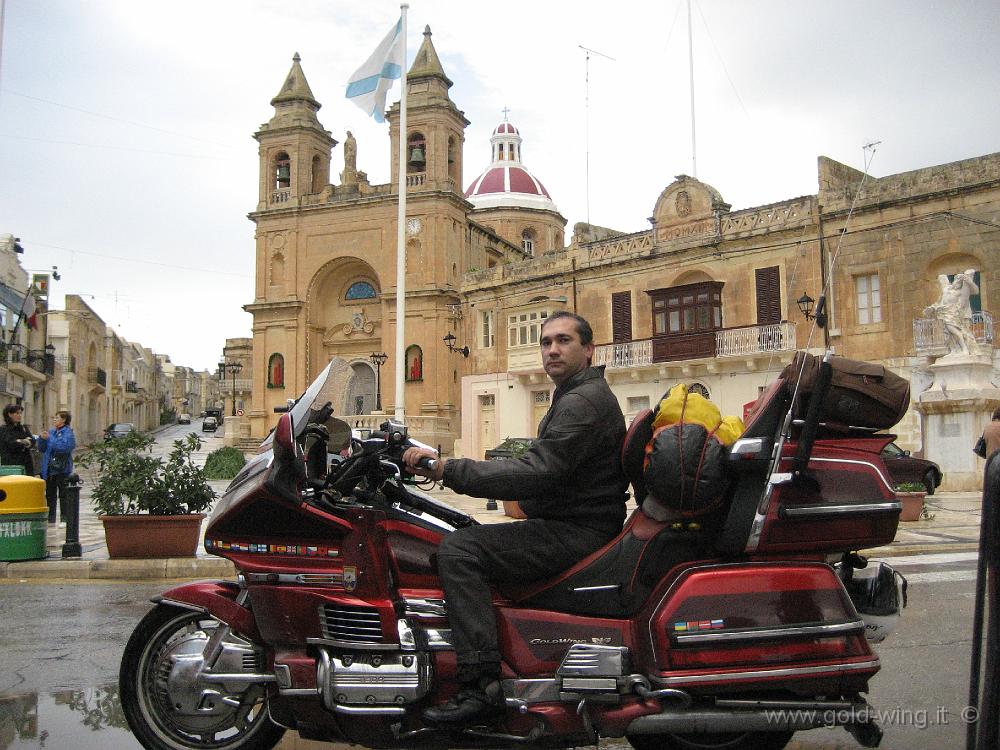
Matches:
[755,266,782,325]
[612,291,632,342]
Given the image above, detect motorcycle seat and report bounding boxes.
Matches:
[501,504,714,617]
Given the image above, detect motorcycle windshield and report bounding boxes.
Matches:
[286,357,354,447]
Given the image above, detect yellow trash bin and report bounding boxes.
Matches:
[0,475,49,561]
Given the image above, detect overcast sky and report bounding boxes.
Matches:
[1,0,998,370]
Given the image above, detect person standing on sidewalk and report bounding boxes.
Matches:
[403,311,628,725]
[41,410,76,525]
[983,408,1000,460]
[0,404,36,475]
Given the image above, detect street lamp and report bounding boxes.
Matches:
[443,331,469,357]
[369,352,388,412]
[218,360,244,417]
[796,292,827,329]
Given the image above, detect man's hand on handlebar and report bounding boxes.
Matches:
[402,446,445,482]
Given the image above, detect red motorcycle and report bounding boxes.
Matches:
[120,355,906,750]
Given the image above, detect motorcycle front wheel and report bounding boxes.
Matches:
[120,604,286,750]
[627,730,793,750]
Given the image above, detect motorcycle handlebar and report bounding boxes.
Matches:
[417,456,438,472]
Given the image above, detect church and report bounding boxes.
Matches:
[244,28,998,490]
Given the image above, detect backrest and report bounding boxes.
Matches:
[621,408,655,503]
[713,377,791,557]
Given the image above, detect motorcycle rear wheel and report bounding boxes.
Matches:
[120,604,285,750]
[627,730,794,750]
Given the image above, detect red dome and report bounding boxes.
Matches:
[465,166,550,199]
[493,122,520,136]
[465,119,558,212]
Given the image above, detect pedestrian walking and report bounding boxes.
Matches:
[41,410,76,526]
[982,408,1000,461]
[0,404,36,475]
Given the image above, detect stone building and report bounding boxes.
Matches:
[245,32,998,486]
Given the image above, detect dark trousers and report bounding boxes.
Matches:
[437,518,614,676]
[46,473,69,523]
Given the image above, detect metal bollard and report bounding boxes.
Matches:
[61,473,83,559]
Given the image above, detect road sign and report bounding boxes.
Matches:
[236,409,245,417]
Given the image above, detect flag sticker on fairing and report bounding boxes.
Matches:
[673,619,725,632]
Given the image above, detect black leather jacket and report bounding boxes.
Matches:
[443,366,628,535]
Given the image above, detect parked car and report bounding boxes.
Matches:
[177,413,191,425]
[485,437,535,461]
[881,441,942,494]
[104,423,136,440]
[202,416,218,433]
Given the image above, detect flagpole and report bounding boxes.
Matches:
[394,3,409,422]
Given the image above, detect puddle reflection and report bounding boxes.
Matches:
[0,686,319,749]
[0,685,137,749]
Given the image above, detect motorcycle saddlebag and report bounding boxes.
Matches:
[782,352,910,430]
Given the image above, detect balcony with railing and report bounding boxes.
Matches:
[219,378,253,395]
[88,366,107,388]
[2,343,53,380]
[913,311,994,357]
[593,322,797,371]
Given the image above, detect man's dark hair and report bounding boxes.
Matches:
[56,410,72,426]
[541,310,594,346]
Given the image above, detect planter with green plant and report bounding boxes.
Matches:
[77,432,216,558]
[894,481,927,522]
[203,446,247,481]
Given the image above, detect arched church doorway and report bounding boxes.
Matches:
[344,362,376,415]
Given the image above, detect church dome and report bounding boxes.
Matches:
[465,120,558,212]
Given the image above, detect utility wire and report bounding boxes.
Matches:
[27,240,252,279]
[693,0,751,120]
[0,132,236,160]
[2,88,239,149]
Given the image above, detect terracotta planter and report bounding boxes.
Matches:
[896,492,926,522]
[100,514,206,558]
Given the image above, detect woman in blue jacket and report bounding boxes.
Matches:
[42,410,76,525]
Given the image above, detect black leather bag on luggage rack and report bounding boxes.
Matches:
[781,351,910,430]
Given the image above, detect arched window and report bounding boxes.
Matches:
[275,152,291,189]
[521,228,536,256]
[267,353,285,388]
[345,281,377,301]
[407,132,426,174]
[405,345,423,382]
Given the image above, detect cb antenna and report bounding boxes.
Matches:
[579,44,615,224]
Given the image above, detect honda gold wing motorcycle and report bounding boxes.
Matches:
[120,354,907,750]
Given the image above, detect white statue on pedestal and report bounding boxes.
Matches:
[923,268,979,355]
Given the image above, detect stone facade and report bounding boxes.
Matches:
[246,35,998,480]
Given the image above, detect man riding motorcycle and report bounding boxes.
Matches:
[404,310,628,724]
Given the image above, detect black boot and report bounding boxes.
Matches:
[422,674,504,725]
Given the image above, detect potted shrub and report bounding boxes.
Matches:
[895,481,927,522]
[77,432,216,558]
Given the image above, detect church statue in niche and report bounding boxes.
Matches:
[406,345,423,382]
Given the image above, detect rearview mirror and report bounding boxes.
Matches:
[274,412,295,457]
